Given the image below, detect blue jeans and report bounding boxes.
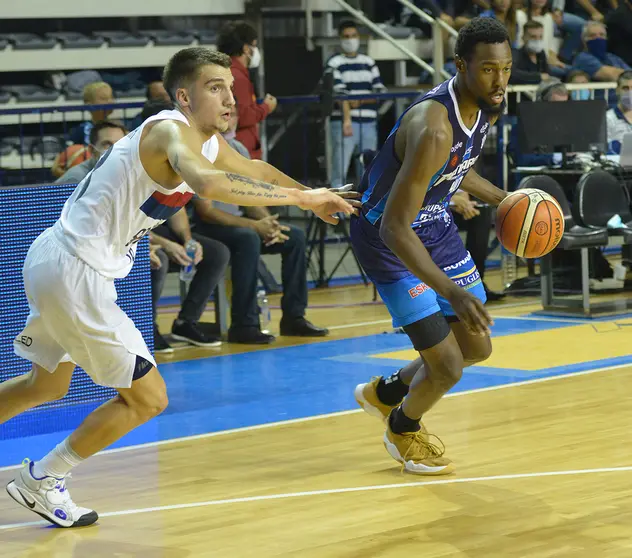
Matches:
[557,11,586,63]
[330,120,378,188]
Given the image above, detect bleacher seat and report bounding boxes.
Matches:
[45,32,105,49]
[30,136,65,162]
[94,31,150,47]
[0,33,56,50]
[194,30,217,45]
[138,30,195,46]
[0,38,7,50]
[113,86,146,99]
[0,140,14,157]
[0,89,11,104]
[4,85,59,103]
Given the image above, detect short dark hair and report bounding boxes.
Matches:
[565,69,590,83]
[89,120,127,145]
[523,20,544,33]
[338,19,357,35]
[617,70,632,87]
[140,99,174,122]
[216,21,258,57]
[455,17,510,62]
[163,47,231,102]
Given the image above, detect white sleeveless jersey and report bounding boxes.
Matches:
[52,110,219,279]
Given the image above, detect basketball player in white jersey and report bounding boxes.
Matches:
[1,48,355,528]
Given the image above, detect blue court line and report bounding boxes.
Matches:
[0,316,630,468]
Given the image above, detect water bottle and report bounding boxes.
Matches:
[179,239,197,283]
[257,289,271,333]
[501,246,517,290]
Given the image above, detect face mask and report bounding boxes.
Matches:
[341,38,359,54]
[248,46,261,69]
[526,39,544,53]
[621,91,632,111]
[571,89,590,101]
[586,37,607,60]
[223,130,236,140]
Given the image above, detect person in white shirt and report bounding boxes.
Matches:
[606,70,632,154]
[1,47,356,529]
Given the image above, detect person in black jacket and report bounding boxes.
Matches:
[510,20,551,85]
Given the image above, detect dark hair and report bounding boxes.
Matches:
[455,17,510,62]
[527,0,550,16]
[140,99,174,122]
[523,20,544,33]
[163,47,231,102]
[89,120,127,145]
[617,70,632,87]
[338,19,357,35]
[565,69,590,83]
[216,21,258,57]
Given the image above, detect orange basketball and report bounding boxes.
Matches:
[495,189,565,258]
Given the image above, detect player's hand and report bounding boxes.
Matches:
[298,188,354,225]
[254,214,281,239]
[163,240,193,266]
[149,245,162,270]
[193,240,203,265]
[343,120,354,136]
[329,184,362,215]
[447,289,494,336]
[264,94,278,113]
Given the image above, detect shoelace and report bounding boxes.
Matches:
[402,431,446,462]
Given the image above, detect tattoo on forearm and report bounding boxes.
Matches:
[229,188,286,200]
[225,172,274,191]
[271,179,279,185]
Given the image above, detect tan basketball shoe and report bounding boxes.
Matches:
[354,377,397,422]
[383,420,455,475]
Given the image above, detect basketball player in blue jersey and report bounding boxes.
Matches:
[351,18,512,475]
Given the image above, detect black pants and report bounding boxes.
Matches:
[152,225,230,323]
[453,204,493,280]
[193,222,308,328]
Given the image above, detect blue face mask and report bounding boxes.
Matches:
[571,89,591,101]
[586,37,607,60]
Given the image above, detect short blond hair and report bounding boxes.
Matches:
[83,81,112,103]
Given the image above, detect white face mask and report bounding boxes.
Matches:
[248,46,261,69]
[341,37,359,54]
[526,39,544,53]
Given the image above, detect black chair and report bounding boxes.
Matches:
[517,175,610,316]
[574,169,632,232]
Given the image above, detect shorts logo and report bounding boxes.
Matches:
[408,283,431,299]
[18,336,32,347]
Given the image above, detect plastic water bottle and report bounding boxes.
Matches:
[179,239,197,283]
[501,246,517,289]
[257,289,271,333]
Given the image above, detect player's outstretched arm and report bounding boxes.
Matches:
[158,121,353,224]
[460,169,507,207]
[380,103,492,335]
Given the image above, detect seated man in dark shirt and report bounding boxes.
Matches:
[510,20,551,85]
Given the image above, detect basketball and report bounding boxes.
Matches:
[495,189,565,258]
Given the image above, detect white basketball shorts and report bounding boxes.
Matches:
[13,228,156,388]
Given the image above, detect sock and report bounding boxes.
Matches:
[376,370,410,406]
[389,405,421,434]
[32,438,85,480]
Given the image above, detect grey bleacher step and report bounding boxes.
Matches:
[3,85,59,103]
[93,31,150,47]
[45,32,105,49]
[138,30,195,46]
[0,33,57,50]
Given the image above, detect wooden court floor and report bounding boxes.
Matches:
[1,279,632,557]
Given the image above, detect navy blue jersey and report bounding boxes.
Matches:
[351,77,491,282]
[360,77,490,229]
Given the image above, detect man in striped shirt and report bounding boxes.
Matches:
[326,20,386,188]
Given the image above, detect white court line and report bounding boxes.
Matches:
[2,464,632,531]
[0,361,630,475]
[328,319,391,330]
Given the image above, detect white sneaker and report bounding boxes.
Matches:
[6,459,98,528]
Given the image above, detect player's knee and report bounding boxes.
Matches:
[133,389,169,421]
[26,371,69,403]
[429,349,464,390]
[462,338,492,365]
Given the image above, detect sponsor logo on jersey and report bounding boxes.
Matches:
[443,253,472,271]
[434,155,479,186]
[450,141,463,153]
[453,268,481,288]
[464,145,473,157]
[408,282,431,299]
[480,122,489,134]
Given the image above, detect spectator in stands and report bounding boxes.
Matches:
[605,0,632,66]
[192,107,328,345]
[68,82,114,145]
[516,1,570,74]
[55,121,126,184]
[480,0,519,46]
[510,20,552,84]
[129,84,174,131]
[569,0,617,22]
[606,70,632,153]
[217,21,277,160]
[147,81,171,103]
[550,3,587,64]
[573,21,630,82]
[565,68,592,99]
[326,20,386,189]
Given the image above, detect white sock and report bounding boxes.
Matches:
[32,438,85,479]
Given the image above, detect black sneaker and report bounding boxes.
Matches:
[154,325,174,354]
[228,326,275,344]
[171,320,222,348]
[280,317,329,337]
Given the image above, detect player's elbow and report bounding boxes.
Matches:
[379,218,402,248]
